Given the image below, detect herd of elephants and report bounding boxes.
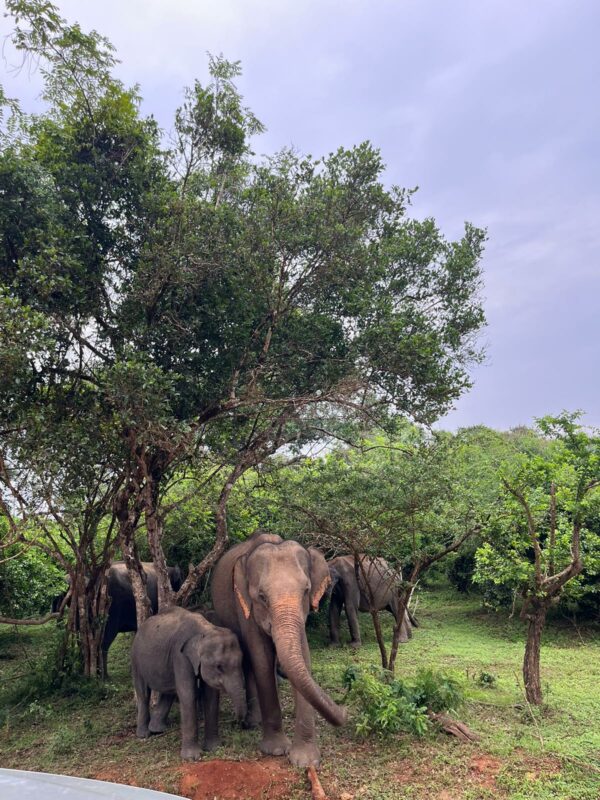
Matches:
[69,532,414,767]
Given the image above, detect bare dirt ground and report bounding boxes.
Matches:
[177,758,300,800]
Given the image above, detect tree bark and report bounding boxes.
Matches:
[388,584,416,673]
[143,483,173,610]
[370,608,388,670]
[522,603,547,705]
[114,485,151,626]
[177,462,248,606]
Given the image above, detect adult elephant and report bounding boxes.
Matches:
[52,561,183,676]
[211,532,347,767]
[101,561,183,674]
[328,555,412,648]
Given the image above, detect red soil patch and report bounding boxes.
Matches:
[469,754,502,790]
[93,770,139,787]
[395,752,505,798]
[178,758,299,800]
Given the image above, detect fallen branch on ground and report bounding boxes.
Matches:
[307,766,327,799]
[428,711,480,741]
[0,612,60,626]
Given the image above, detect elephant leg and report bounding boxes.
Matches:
[328,594,343,646]
[175,664,201,761]
[149,692,175,734]
[248,633,290,756]
[101,619,118,680]
[201,684,221,751]
[133,671,151,738]
[345,597,362,648]
[289,636,320,768]
[243,662,261,728]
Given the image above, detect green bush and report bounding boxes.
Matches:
[343,666,464,738]
[0,545,66,618]
[475,670,497,688]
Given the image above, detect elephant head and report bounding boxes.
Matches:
[182,629,247,722]
[233,540,346,727]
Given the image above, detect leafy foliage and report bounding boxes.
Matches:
[0,542,65,618]
[343,665,463,737]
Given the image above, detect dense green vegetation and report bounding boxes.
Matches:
[1,588,598,799]
[1,4,599,799]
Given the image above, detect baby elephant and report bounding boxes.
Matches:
[132,606,246,760]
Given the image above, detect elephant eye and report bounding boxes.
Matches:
[216,664,223,673]
[258,591,268,605]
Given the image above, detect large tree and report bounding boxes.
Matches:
[1,1,487,639]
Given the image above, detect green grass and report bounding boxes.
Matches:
[1,588,599,799]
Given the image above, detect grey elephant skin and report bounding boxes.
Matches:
[210,532,347,768]
[328,555,412,648]
[52,561,183,676]
[131,606,246,761]
[103,562,183,676]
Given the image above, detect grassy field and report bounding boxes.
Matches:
[0,587,599,799]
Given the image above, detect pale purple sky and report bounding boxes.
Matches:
[3,0,599,430]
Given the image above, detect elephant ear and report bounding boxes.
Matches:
[233,555,252,620]
[182,633,205,676]
[308,547,331,611]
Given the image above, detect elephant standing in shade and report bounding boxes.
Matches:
[53,561,183,676]
[102,561,183,675]
[328,555,412,648]
[132,606,246,760]
[211,532,347,768]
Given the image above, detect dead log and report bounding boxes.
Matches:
[427,711,479,742]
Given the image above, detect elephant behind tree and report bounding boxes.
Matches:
[328,555,412,648]
[211,532,347,768]
[102,561,183,674]
[132,606,246,760]
[52,561,183,676]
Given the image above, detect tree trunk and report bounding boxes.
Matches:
[68,568,112,678]
[114,484,151,626]
[388,585,415,673]
[121,536,152,627]
[523,604,547,705]
[177,462,248,606]
[370,608,389,670]
[142,456,174,610]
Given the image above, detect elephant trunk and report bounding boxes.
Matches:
[271,603,347,727]
[224,678,247,723]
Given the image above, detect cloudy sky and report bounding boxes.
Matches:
[2,0,599,430]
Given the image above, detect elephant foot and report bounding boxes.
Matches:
[202,736,221,752]
[349,640,362,650]
[288,741,320,768]
[180,743,202,761]
[328,641,341,649]
[148,718,168,734]
[243,705,261,729]
[136,724,150,739]
[259,731,291,757]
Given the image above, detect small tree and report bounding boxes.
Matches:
[0,376,125,677]
[267,424,495,671]
[475,414,600,704]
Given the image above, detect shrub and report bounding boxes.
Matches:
[475,670,497,688]
[343,666,464,738]
[0,544,66,618]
